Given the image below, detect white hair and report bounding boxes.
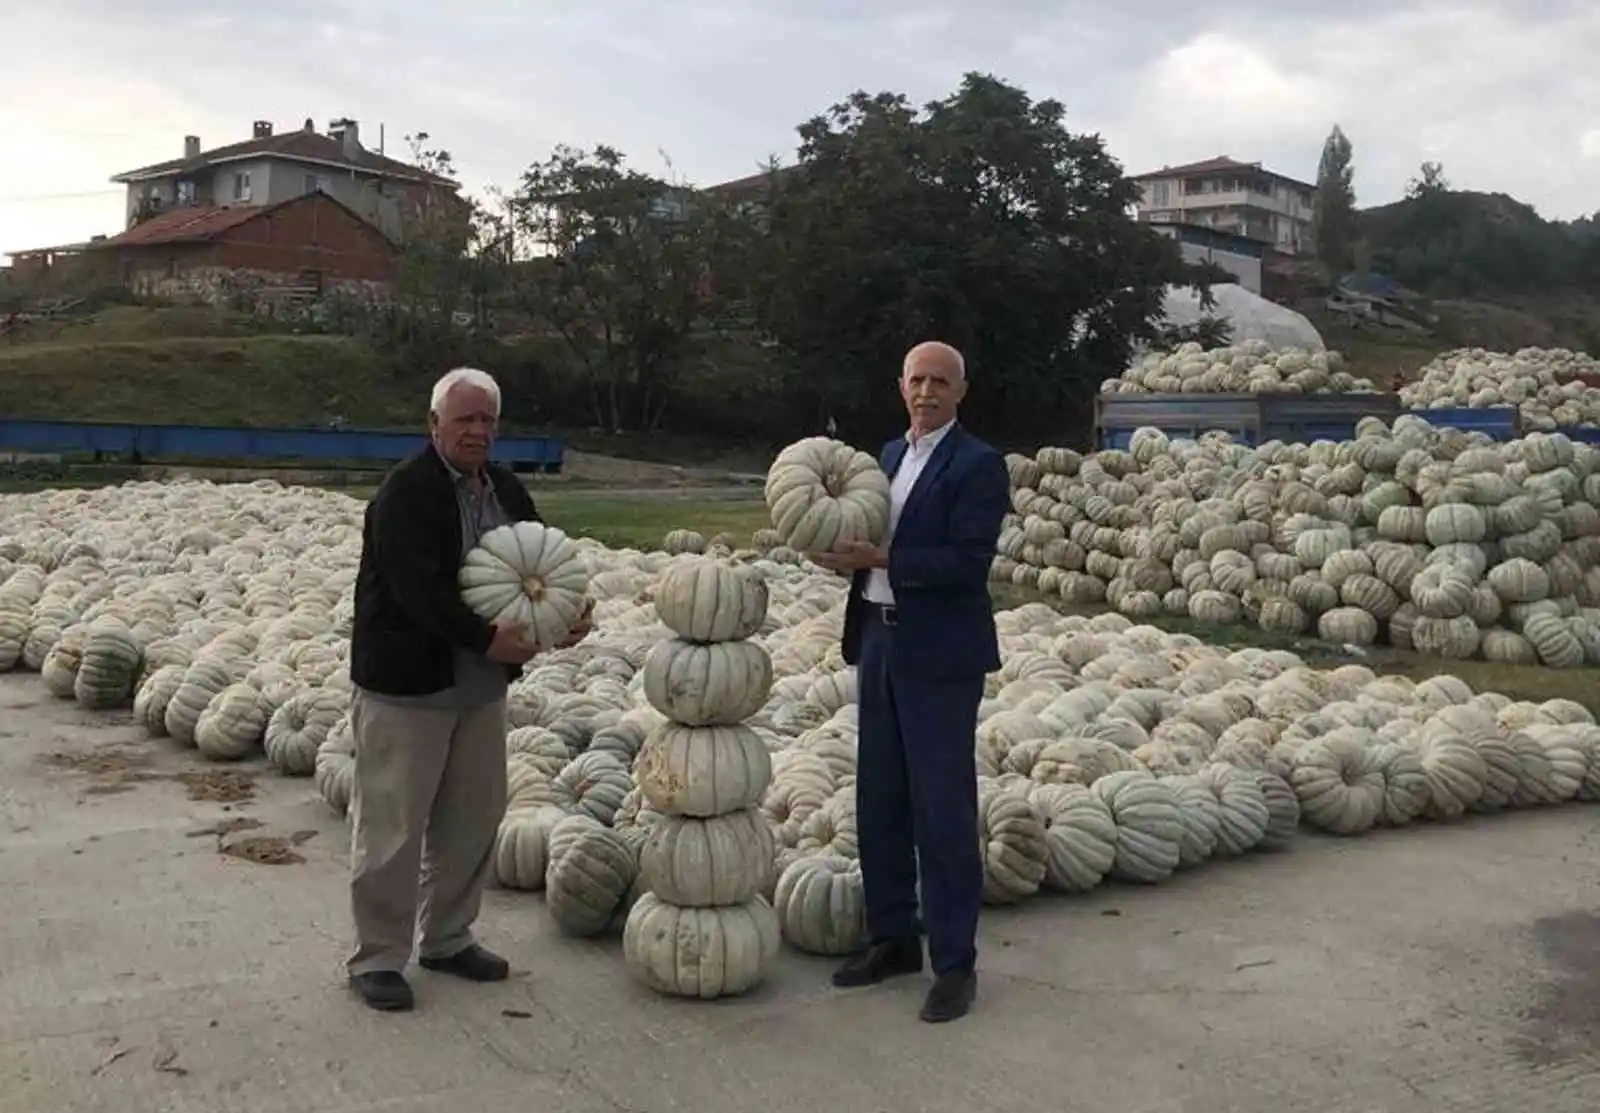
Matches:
[429,366,501,417]
[903,340,966,381]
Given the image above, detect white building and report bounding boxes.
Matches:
[1147,222,1265,294]
[1131,156,1315,256]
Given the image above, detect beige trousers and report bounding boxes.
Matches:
[346,691,508,976]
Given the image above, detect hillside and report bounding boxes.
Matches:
[0,306,772,469]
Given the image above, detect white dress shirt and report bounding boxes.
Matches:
[863,420,955,605]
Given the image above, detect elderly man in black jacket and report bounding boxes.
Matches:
[344,366,590,1012]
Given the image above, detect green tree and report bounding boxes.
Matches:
[510,145,740,432]
[746,72,1204,442]
[1405,160,1449,199]
[391,133,509,335]
[1313,124,1357,274]
[352,132,510,379]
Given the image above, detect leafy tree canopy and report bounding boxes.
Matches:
[746,72,1206,439]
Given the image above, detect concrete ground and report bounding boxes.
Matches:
[2,672,1599,1113]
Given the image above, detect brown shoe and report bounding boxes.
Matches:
[831,937,923,988]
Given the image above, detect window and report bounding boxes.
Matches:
[1150,181,1170,206]
[176,179,196,204]
[233,171,252,202]
[303,173,326,195]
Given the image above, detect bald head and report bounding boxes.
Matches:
[899,340,968,437]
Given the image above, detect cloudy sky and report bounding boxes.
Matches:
[3,0,1597,256]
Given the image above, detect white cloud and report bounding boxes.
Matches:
[2,0,1596,261]
[1101,4,1600,213]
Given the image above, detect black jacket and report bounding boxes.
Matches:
[349,441,541,697]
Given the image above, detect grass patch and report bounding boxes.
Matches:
[0,334,415,427]
[527,490,771,551]
[326,487,771,551]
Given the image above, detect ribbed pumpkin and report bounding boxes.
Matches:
[458,521,590,650]
[264,688,345,776]
[639,808,774,907]
[72,616,143,710]
[1028,782,1117,892]
[763,437,891,551]
[654,557,769,644]
[1091,771,1183,883]
[641,639,773,726]
[977,782,1049,904]
[635,721,773,817]
[545,814,639,937]
[194,682,267,761]
[622,892,780,999]
[493,805,566,892]
[771,854,865,955]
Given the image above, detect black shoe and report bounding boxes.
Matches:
[831,937,923,988]
[919,969,976,1023]
[349,970,414,1012]
[419,943,510,982]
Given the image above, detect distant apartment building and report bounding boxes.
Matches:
[1131,156,1315,256]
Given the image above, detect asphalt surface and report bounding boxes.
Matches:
[2,671,1599,1113]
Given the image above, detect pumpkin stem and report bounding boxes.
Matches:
[522,577,546,601]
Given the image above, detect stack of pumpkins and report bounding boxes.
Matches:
[623,557,783,998]
[1100,340,1379,395]
[1401,347,1600,430]
[993,416,1600,667]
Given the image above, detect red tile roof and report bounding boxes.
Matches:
[702,167,795,196]
[1131,155,1314,191]
[112,128,453,186]
[91,192,396,250]
[99,204,268,248]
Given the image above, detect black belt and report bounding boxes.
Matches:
[867,603,898,626]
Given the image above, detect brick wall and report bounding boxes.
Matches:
[212,193,398,282]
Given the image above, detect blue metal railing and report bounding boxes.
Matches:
[0,419,565,472]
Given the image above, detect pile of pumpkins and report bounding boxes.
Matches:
[1401,347,1600,430]
[3,459,1600,997]
[997,415,1600,668]
[1099,340,1380,396]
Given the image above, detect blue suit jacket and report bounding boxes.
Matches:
[840,423,1011,681]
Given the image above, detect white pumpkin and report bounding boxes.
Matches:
[764,437,891,551]
[771,854,865,955]
[621,892,780,999]
[458,521,590,649]
[194,682,268,761]
[654,557,769,644]
[641,639,774,726]
[545,814,638,937]
[493,805,566,891]
[635,721,773,817]
[639,809,774,907]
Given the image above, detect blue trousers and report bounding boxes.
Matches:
[854,609,984,976]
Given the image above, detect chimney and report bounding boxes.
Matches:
[252,120,273,139]
[183,135,201,160]
[336,119,361,158]
[303,117,315,133]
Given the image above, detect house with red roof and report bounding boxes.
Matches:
[6,118,460,309]
[112,117,464,245]
[91,190,401,307]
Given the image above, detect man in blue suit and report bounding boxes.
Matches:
[810,340,1010,1023]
